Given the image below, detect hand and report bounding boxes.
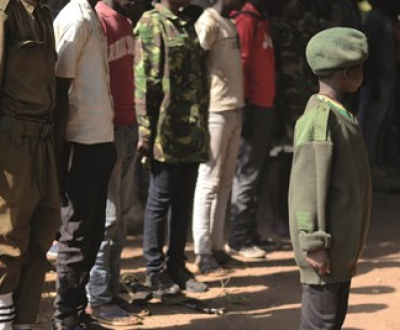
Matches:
[306,250,331,275]
[137,140,151,158]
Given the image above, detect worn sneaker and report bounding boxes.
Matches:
[195,255,230,277]
[52,318,84,330]
[257,238,282,251]
[90,303,141,327]
[225,243,266,259]
[168,267,208,293]
[213,250,244,268]
[145,271,181,296]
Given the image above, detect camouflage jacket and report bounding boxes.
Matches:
[271,18,310,143]
[134,4,209,163]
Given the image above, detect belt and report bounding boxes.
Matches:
[0,115,53,139]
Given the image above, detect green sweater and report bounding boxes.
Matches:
[288,95,371,285]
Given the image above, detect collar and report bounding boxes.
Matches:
[316,94,357,121]
[72,0,95,12]
[21,0,41,14]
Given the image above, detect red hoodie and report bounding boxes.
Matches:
[233,2,276,108]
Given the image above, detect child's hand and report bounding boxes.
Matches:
[306,250,331,275]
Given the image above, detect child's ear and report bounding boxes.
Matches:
[343,68,351,78]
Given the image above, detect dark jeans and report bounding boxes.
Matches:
[143,160,199,274]
[229,104,274,249]
[300,281,351,330]
[53,142,116,325]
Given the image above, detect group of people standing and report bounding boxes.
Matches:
[0,0,395,329]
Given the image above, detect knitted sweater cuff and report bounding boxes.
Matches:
[299,230,332,252]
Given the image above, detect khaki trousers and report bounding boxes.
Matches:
[0,132,60,324]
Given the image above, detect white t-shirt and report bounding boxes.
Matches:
[54,0,114,144]
[195,8,244,112]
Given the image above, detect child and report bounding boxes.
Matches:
[289,27,371,330]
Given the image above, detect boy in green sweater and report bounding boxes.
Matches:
[289,27,371,330]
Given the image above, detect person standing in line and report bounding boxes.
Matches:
[358,0,399,175]
[86,0,150,327]
[0,1,60,329]
[52,0,117,328]
[289,27,371,330]
[226,0,276,259]
[267,0,309,239]
[192,0,246,275]
[135,0,209,295]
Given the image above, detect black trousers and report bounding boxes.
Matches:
[300,281,351,330]
[53,142,116,325]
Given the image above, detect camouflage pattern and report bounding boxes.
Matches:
[331,0,362,30]
[298,9,320,42]
[134,4,209,163]
[271,18,311,143]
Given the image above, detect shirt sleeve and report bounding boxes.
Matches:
[134,14,163,144]
[195,12,217,51]
[54,15,90,79]
[290,107,333,252]
[234,13,254,100]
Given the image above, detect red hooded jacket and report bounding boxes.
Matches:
[233,2,276,108]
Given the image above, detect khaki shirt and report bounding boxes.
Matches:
[0,0,56,120]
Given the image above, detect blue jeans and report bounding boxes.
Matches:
[87,125,138,307]
[229,104,274,249]
[143,161,199,274]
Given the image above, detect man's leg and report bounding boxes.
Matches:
[229,105,274,252]
[109,125,138,297]
[54,143,116,326]
[143,161,181,295]
[0,135,49,329]
[193,111,235,257]
[211,108,242,252]
[13,139,60,325]
[167,163,207,293]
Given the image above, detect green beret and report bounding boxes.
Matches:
[306,27,368,75]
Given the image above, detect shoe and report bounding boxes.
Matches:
[90,303,141,326]
[47,242,59,260]
[145,271,181,296]
[195,255,230,277]
[257,238,282,251]
[225,243,266,259]
[52,319,84,330]
[168,267,208,293]
[213,250,244,268]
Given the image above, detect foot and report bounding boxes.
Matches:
[90,303,141,326]
[168,267,208,293]
[195,255,230,277]
[145,271,181,296]
[225,243,266,259]
[212,250,244,268]
[52,319,84,330]
[257,238,282,251]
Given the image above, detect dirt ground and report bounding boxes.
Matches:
[36,178,400,330]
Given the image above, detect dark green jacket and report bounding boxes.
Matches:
[134,4,209,163]
[289,95,371,285]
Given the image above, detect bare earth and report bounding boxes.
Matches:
[37,188,400,330]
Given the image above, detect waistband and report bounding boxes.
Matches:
[0,115,53,139]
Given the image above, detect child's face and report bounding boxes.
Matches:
[343,64,364,93]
